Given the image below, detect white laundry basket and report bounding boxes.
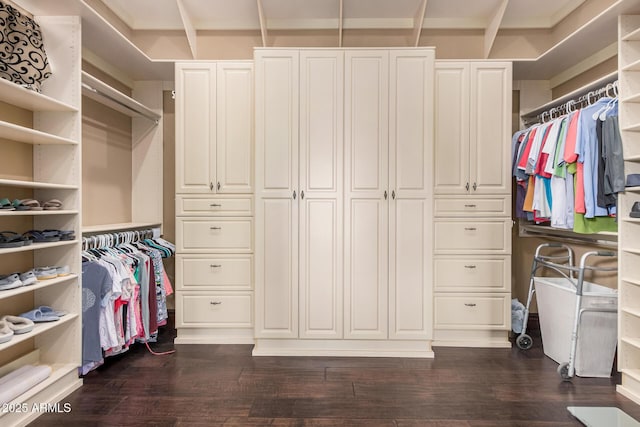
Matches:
[534,276,618,377]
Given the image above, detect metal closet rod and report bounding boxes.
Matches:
[81,82,160,124]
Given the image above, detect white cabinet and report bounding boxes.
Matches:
[174,62,254,345]
[0,16,83,427]
[433,60,512,348]
[175,62,253,194]
[255,48,434,356]
[434,62,512,195]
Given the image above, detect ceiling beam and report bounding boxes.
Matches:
[484,0,509,59]
[257,0,268,47]
[176,0,197,59]
[338,0,344,47]
[412,0,428,47]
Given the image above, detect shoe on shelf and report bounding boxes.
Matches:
[19,270,37,286]
[18,308,59,323]
[0,315,34,334]
[0,274,23,291]
[55,266,70,276]
[631,201,640,218]
[34,267,58,281]
[0,320,14,343]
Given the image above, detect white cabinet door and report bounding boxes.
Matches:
[175,63,216,193]
[216,62,253,193]
[388,50,433,340]
[255,51,299,338]
[470,62,512,195]
[344,50,389,340]
[433,62,469,195]
[299,51,344,339]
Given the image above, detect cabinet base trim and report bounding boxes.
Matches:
[252,339,434,358]
[174,328,254,344]
[618,377,640,406]
[432,329,511,348]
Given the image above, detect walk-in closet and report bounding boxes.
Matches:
[1,0,640,425]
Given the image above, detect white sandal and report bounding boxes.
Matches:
[0,320,15,343]
[1,315,34,335]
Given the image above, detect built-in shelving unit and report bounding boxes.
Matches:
[0,14,83,427]
[617,14,640,407]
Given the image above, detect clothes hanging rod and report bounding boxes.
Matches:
[81,71,161,124]
[521,72,618,126]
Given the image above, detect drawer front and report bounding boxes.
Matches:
[178,218,253,252]
[176,255,253,290]
[434,256,510,292]
[434,220,510,253]
[434,294,509,329]
[176,195,253,216]
[177,293,253,327]
[434,197,510,217]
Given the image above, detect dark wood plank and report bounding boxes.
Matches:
[31,312,640,426]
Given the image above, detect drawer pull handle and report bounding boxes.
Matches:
[210,264,222,268]
[464,303,477,307]
[210,227,222,230]
[464,265,476,269]
[210,204,222,207]
[210,301,222,305]
[464,204,476,208]
[464,227,476,231]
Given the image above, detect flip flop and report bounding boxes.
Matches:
[22,230,60,243]
[0,198,15,210]
[17,199,42,211]
[0,315,34,334]
[43,229,75,241]
[0,231,28,248]
[42,199,62,210]
[11,199,31,211]
[18,308,59,323]
[38,306,67,317]
[0,320,14,343]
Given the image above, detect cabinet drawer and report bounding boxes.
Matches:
[176,293,253,327]
[434,256,510,292]
[434,294,509,330]
[177,218,253,252]
[434,196,510,217]
[176,255,253,290]
[176,195,253,216]
[434,219,511,253]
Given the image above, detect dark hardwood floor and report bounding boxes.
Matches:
[32,314,640,426]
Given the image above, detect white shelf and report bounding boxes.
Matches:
[623,122,640,132]
[623,58,640,72]
[0,78,77,112]
[82,71,160,121]
[623,27,640,41]
[0,120,77,145]
[624,155,640,163]
[0,240,78,256]
[0,179,78,190]
[0,210,78,217]
[622,369,640,382]
[622,307,640,318]
[0,275,77,300]
[622,336,640,351]
[82,222,161,234]
[621,92,640,103]
[0,314,78,352]
[622,277,640,286]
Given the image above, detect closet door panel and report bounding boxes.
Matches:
[255,197,298,338]
[176,63,216,194]
[299,51,343,339]
[433,63,469,195]
[389,50,434,197]
[217,62,253,193]
[389,198,432,340]
[255,50,299,339]
[470,63,512,195]
[344,50,389,340]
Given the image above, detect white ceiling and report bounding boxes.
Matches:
[103,0,587,31]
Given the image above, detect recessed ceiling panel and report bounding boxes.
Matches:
[263,0,339,29]
[104,0,183,30]
[424,0,502,28]
[185,0,260,30]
